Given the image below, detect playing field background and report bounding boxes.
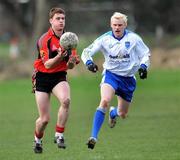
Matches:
[0,69,180,160]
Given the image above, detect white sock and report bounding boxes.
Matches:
[34,136,42,144]
[55,132,64,139]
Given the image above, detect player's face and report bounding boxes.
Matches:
[50,13,65,32]
[111,18,126,38]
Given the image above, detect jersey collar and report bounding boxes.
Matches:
[112,30,126,41]
[48,28,64,39]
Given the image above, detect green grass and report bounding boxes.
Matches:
[0,70,180,160]
[0,43,10,58]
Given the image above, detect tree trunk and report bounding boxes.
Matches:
[29,0,50,59]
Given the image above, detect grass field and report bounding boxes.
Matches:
[0,69,180,160]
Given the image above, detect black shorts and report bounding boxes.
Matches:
[35,71,67,93]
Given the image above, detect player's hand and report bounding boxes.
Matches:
[57,47,67,59]
[67,56,76,69]
[138,64,147,79]
[86,60,98,73]
[68,55,80,64]
[67,55,80,69]
[74,55,80,64]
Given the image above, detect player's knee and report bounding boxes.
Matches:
[62,98,70,109]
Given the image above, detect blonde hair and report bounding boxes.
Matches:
[111,12,128,25]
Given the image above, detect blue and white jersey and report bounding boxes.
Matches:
[81,30,150,77]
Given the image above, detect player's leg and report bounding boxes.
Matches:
[34,91,51,153]
[87,83,115,149]
[52,81,70,149]
[117,96,130,118]
[109,96,131,128]
[111,96,130,117]
[109,76,136,128]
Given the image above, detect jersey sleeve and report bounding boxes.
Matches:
[71,49,78,56]
[37,37,50,64]
[136,37,151,68]
[81,37,102,64]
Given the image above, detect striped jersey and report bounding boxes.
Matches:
[34,28,77,73]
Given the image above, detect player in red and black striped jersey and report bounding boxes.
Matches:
[33,7,79,153]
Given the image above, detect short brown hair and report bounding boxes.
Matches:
[49,7,65,19]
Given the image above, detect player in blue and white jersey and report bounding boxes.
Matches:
[81,12,150,149]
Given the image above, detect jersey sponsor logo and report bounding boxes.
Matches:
[109,53,130,59]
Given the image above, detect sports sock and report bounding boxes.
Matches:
[55,132,64,139]
[55,125,64,138]
[110,107,118,119]
[34,131,43,143]
[91,107,106,139]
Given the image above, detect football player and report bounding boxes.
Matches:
[32,7,79,153]
[81,12,150,149]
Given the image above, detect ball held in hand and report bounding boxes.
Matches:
[60,32,79,50]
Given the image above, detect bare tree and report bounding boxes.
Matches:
[29,0,50,59]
